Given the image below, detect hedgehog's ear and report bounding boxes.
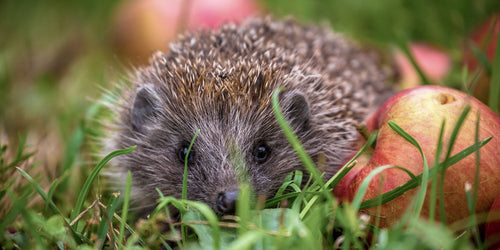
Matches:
[281,91,310,130]
[131,85,161,132]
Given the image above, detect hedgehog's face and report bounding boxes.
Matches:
[117,75,328,216]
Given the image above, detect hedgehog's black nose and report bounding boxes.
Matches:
[216,190,239,214]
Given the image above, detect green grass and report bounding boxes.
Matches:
[0,87,491,249]
[490,22,500,113]
[1,0,500,249]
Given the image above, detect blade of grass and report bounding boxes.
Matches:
[438,106,471,224]
[16,167,64,217]
[19,209,43,247]
[467,40,492,75]
[0,189,30,235]
[471,112,481,213]
[181,129,199,242]
[227,231,265,249]
[70,146,135,225]
[271,87,324,187]
[16,167,89,244]
[325,131,378,189]
[59,124,84,191]
[429,120,445,222]
[118,171,132,250]
[300,195,320,219]
[153,196,188,216]
[352,165,417,211]
[466,112,483,249]
[490,21,500,113]
[182,129,200,200]
[359,136,491,209]
[62,124,84,175]
[153,192,186,248]
[237,183,251,236]
[5,134,35,170]
[97,194,119,248]
[184,200,221,250]
[388,121,429,222]
[46,179,59,212]
[465,184,484,250]
[275,171,303,197]
[398,41,431,85]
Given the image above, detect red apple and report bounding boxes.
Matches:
[110,0,260,64]
[464,14,499,72]
[485,193,500,250]
[334,85,500,228]
[463,14,499,109]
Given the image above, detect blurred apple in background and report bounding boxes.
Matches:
[464,14,499,72]
[334,85,500,228]
[463,14,499,110]
[111,0,260,64]
[394,43,451,89]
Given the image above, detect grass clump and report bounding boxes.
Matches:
[1,85,490,249]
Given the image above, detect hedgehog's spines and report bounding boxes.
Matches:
[103,17,392,216]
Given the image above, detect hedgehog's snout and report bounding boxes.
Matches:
[216,190,239,214]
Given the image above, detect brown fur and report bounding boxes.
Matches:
[103,17,392,215]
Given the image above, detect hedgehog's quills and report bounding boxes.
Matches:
[102,17,393,217]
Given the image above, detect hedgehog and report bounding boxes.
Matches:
[102,17,393,217]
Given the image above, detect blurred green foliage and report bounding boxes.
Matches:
[0,0,121,138]
[1,0,499,139]
[265,0,500,47]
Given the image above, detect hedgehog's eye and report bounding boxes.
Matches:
[178,144,195,164]
[253,142,271,164]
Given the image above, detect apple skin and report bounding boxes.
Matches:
[334,85,500,228]
[111,0,260,63]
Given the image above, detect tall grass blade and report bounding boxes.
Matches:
[237,183,251,236]
[388,121,429,222]
[398,41,431,85]
[96,194,119,247]
[325,131,378,189]
[467,40,492,74]
[16,167,64,216]
[429,120,445,222]
[439,106,470,224]
[275,170,303,197]
[352,165,412,211]
[118,171,132,250]
[46,179,59,212]
[5,135,35,171]
[490,21,500,113]
[62,124,84,174]
[360,136,491,209]
[16,167,87,244]
[182,129,200,200]
[467,112,483,249]
[471,113,482,213]
[181,129,200,242]
[271,87,324,186]
[70,146,135,226]
[0,189,30,235]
